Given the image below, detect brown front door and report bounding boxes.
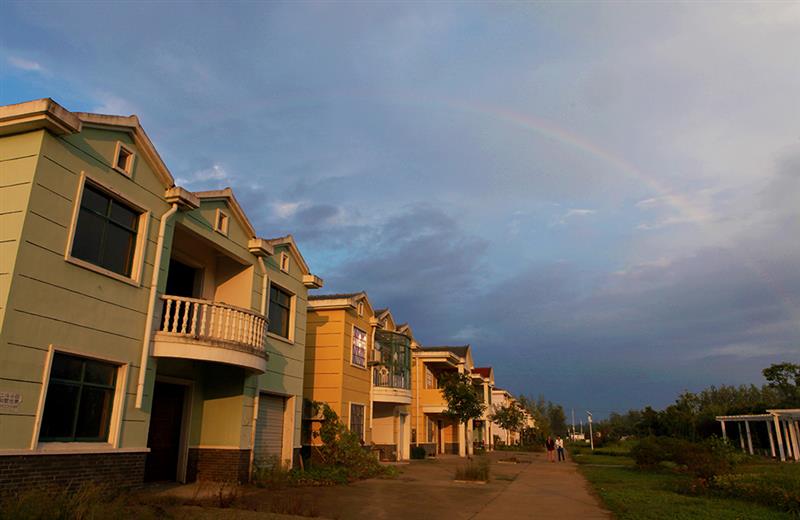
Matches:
[145,382,185,481]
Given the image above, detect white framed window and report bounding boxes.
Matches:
[65,173,150,286]
[267,283,294,341]
[425,365,436,389]
[351,326,367,368]
[32,346,129,449]
[279,251,290,273]
[357,301,364,316]
[112,141,135,177]
[214,209,229,236]
[349,402,365,442]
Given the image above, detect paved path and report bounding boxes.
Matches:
[236,451,611,520]
[470,452,610,519]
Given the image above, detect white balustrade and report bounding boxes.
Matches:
[158,295,267,355]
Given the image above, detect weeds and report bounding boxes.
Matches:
[454,458,491,481]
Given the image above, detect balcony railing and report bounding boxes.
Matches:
[158,295,267,356]
[373,367,410,390]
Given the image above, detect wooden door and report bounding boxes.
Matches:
[145,382,185,481]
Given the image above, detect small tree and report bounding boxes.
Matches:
[489,401,525,446]
[440,372,486,456]
[763,362,800,406]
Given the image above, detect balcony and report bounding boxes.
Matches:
[371,330,412,404]
[420,388,448,413]
[152,295,269,373]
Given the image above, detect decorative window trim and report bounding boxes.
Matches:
[64,172,150,287]
[214,208,230,236]
[266,282,295,343]
[112,141,136,177]
[31,345,129,450]
[349,402,366,442]
[356,301,364,317]
[279,251,290,273]
[350,325,367,370]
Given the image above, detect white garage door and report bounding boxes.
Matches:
[254,394,285,466]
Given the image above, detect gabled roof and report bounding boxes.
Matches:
[308,291,372,312]
[473,367,493,378]
[373,308,388,317]
[0,98,176,188]
[194,188,256,238]
[420,345,470,359]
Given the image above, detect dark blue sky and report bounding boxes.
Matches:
[2,1,799,417]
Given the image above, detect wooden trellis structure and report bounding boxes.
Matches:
[716,409,800,462]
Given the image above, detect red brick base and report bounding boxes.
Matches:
[0,451,146,497]
[186,448,250,483]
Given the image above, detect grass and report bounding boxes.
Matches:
[454,457,491,482]
[574,444,795,520]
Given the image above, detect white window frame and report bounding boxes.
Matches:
[349,402,366,442]
[266,281,296,344]
[214,208,230,236]
[350,325,368,369]
[31,345,129,451]
[356,301,364,317]
[112,141,136,177]
[64,172,150,287]
[279,251,290,273]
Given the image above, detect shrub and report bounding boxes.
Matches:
[632,436,739,479]
[0,482,154,520]
[711,470,800,515]
[410,446,427,459]
[454,458,490,481]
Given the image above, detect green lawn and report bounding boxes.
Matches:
[572,445,794,520]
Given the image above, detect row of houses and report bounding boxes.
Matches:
[0,99,529,491]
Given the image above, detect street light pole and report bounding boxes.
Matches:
[587,411,594,451]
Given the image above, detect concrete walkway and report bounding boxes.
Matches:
[236,451,610,520]
[470,452,610,519]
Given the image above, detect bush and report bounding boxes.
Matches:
[410,446,427,459]
[711,470,800,515]
[632,436,740,479]
[0,482,155,520]
[454,458,490,481]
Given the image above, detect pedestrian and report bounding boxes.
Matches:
[546,436,556,462]
[556,436,565,461]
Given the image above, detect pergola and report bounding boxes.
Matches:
[716,409,800,462]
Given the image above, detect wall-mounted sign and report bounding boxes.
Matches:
[0,391,22,410]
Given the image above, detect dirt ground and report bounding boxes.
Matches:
[149,450,610,520]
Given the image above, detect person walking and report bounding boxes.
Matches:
[546,436,556,462]
[556,436,565,461]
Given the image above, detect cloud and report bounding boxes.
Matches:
[272,201,302,219]
[92,93,136,115]
[8,56,44,72]
[553,208,596,226]
[175,163,233,188]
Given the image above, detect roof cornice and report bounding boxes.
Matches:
[0,98,81,137]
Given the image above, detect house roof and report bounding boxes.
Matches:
[194,188,257,238]
[308,293,361,301]
[473,367,493,378]
[419,345,470,358]
[373,308,388,317]
[0,99,176,188]
[265,234,319,282]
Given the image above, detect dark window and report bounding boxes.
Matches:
[71,183,139,277]
[39,352,117,442]
[350,403,365,442]
[268,284,292,338]
[116,146,133,172]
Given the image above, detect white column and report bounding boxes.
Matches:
[783,421,794,459]
[467,418,474,455]
[791,420,800,462]
[737,422,745,452]
[720,420,727,442]
[766,420,776,458]
[458,421,466,457]
[774,415,786,462]
[745,421,753,455]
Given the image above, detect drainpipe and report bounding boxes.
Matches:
[257,257,268,315]
[135,203,178,409]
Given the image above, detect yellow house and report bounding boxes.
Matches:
[411,345,475,457]
[471,367,495,450]
[304,295,412,461]
[0,99,321,490]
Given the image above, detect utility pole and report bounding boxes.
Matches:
[587,411,594,451]
[571,408,576,440]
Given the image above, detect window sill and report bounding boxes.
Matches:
[266,331,294,345]
[0,443,149,456]
[65,255,141,287]
[350,362,368,371]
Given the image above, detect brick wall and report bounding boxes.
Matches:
[0,451,146,498]
[186,448,250,483]
[374,443,398,461]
